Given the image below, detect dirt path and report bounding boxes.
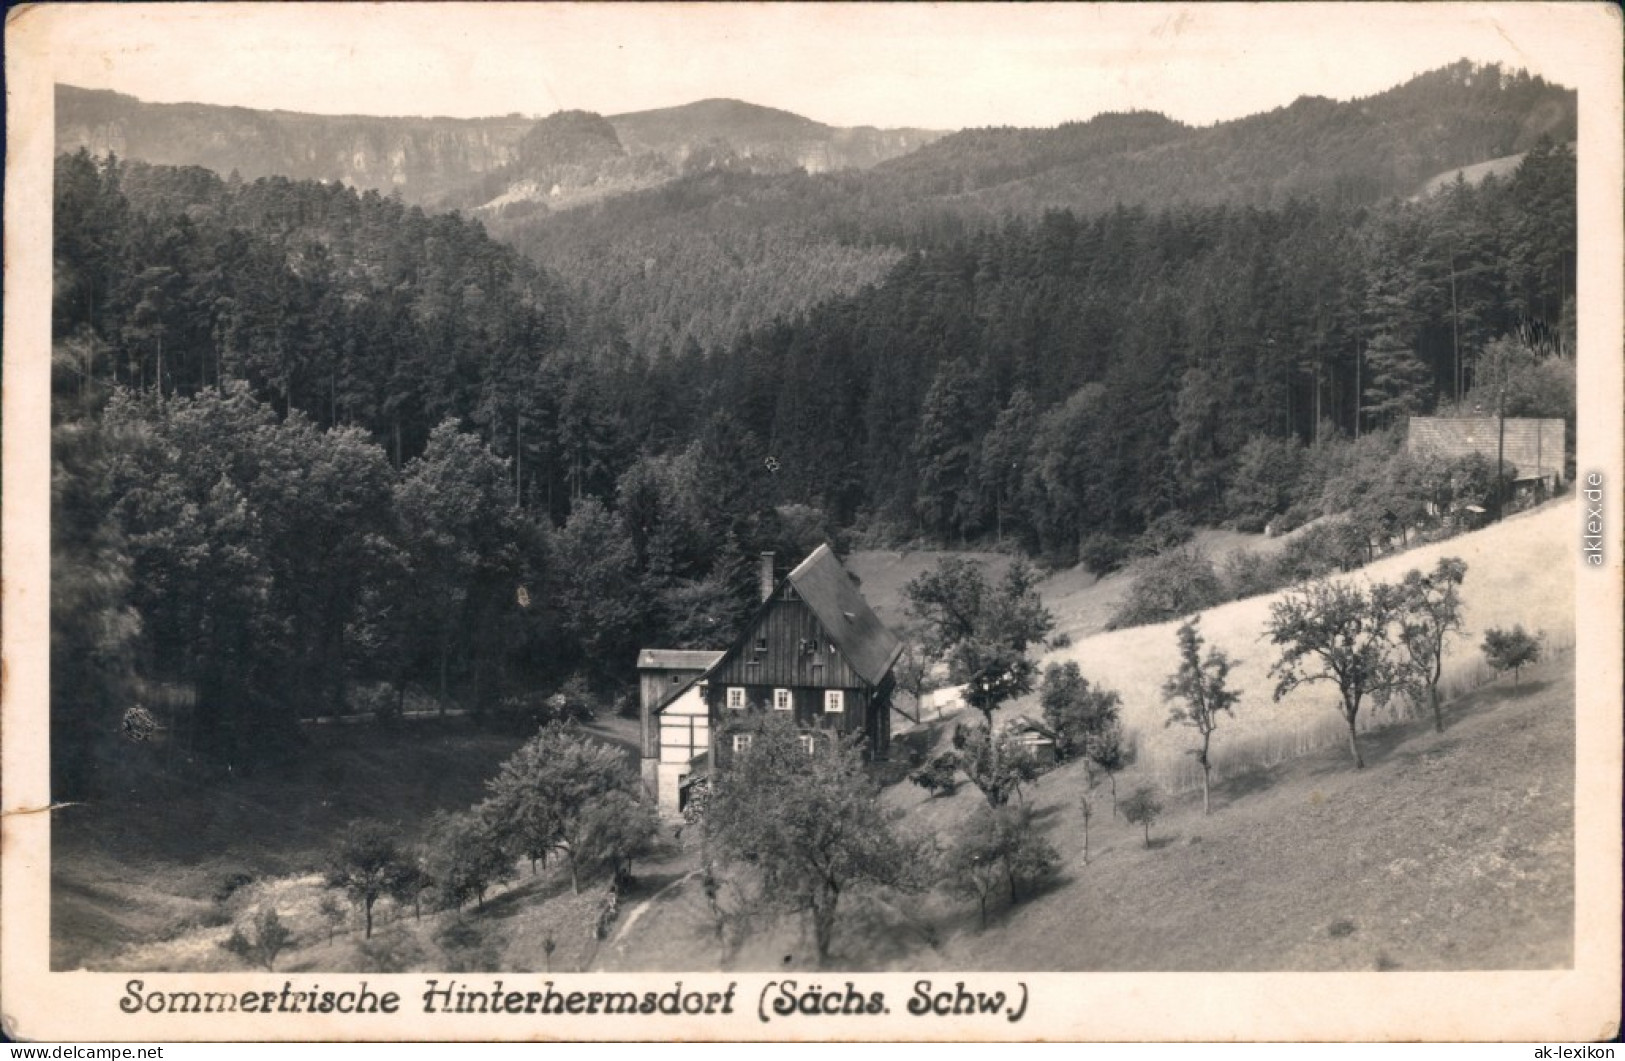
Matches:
[608,868,701,948]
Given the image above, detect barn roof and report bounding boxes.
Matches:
[1406,417,1565,482]
[1001,714,1057,738]
[784,544,903,687]
[637,649,725,671]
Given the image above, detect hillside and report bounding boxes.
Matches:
[852,498,1573,791]
[1031,497,1575,790]
[875,64,1573,215]
[846,526,1296,642]
[910,654,1573,971]
[595,503,1577,972]
[593,653,1571,972]
[497,59,1575,352]
[51,499,1576,974]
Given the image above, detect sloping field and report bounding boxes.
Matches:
[1415,151,1528,198]
[1025,499,1576,789]
[914,655,1574,971]
[845,549,1015,632]
[601,654,1573,972]
[848,525,1293,644]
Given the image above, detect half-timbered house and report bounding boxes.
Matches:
[636,545,903,815]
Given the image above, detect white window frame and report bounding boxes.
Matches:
[773,688,793,712]
[824,689,845,714]
[726,686,746,711]
[732,733,753,753]
[797,733,817,756]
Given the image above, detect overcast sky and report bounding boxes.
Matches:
[24,3,1603,129]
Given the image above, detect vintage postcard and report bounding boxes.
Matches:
[4,2,1621,1043]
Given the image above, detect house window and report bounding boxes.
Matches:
[670,674,682,683]
[726,687,746,711]
[732,733,753,753]
[824,690,845,714]
[798,734,816,755]
[773,688,793,712]
[811,662,824,683]
[755,637,768,652]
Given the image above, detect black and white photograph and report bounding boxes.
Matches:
[4,1,1621,1042]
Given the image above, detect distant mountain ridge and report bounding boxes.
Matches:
[54,85,947,210]
[492,60,1577,355]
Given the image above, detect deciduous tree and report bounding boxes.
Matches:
[1267,578,1407,769]
[481,723,636,893]
[1482,625,1541,685]
[905,558,1055,738]
[425,810,514,912]
[326,820,406,939]
[1038,661,1123,764]
[704,716,928,965]
[1162,617,1241,814]
[1121,787,1164,848]
[1395,558,1468,731]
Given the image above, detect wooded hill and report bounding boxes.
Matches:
[498,60,1575,353]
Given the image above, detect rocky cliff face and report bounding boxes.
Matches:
[55,85,945,212]
[56,86,535,201]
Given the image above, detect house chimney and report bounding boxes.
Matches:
[759,552,776,603]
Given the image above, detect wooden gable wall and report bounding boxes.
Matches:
[705,596,865,690]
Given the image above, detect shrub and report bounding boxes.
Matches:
[349,682,401,723]
[947,803,1060,927]
[1278,520,1366,579]
[910,753,960,798]
[1274,500,1319,535]
[219,906,293,971]
[1133,512,1195,558]
[317,892,348,943]
[1078,533,1131,577]
[356,930,427,973]
[1106,548,1223,630]
[1220,549,1278,600]
[212,872,256,906]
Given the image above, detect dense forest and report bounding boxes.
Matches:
[50,61,1577,795]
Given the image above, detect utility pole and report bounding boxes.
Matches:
[1494,379,1507,522]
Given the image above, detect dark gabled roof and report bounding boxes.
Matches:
[637,649,725,671]
[784,544,903,687]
